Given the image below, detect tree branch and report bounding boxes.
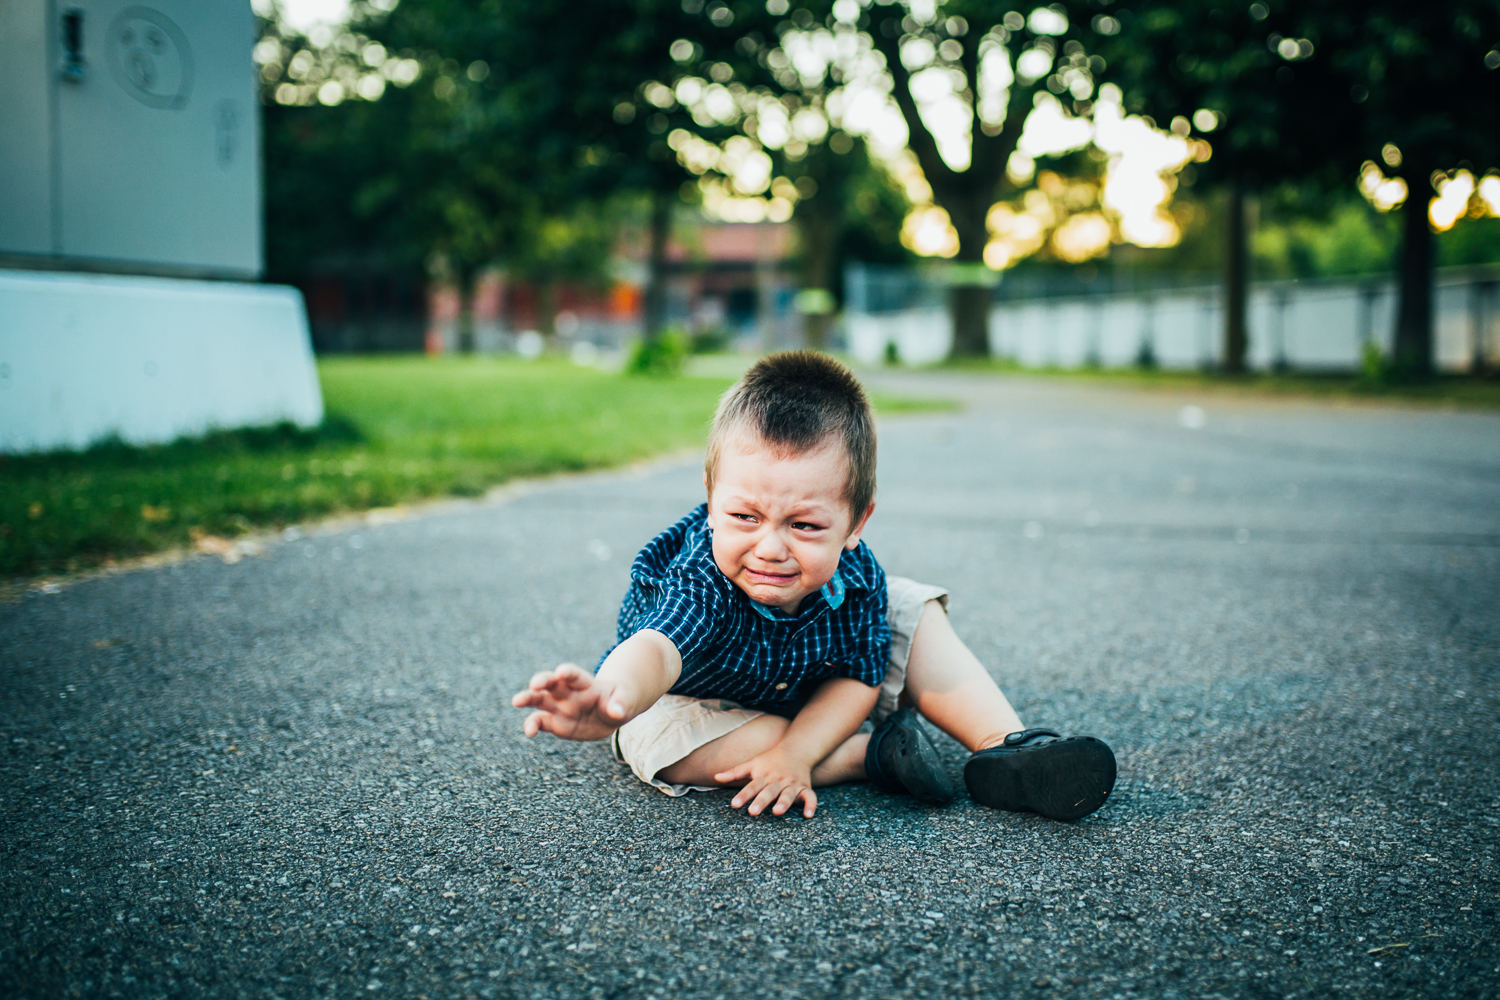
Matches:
[965,34,1022,192]
[869,26,958,199]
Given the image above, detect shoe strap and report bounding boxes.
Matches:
[1003,727,1061,747]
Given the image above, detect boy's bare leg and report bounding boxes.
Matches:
[656,716,869,787]
[903,600,1024,752]
[810,732,869,785]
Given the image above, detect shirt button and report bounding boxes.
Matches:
[775,683,788,690]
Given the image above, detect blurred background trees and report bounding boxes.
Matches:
[1088,0,1500,377]
[256,0,1500,375]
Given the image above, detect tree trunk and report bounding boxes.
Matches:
[537,280,557,346]
[950,285,990,358]
[948,194,992,358]
[1223,183,1250,374]
[641,188,672,343]
[796,199,840,351]
[1393,183,1435,379]
[457,267,476,354]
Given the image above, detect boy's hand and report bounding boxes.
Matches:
[715,748,818,819]
[511,663,631,742]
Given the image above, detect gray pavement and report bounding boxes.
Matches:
[3,374,1498,1000]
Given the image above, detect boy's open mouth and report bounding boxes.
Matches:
[745,567,799,585]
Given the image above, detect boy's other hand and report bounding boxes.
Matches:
[511,664,630,742]
[715,748,818,819]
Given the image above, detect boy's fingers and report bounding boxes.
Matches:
[551,663,586,687]
[527,671,558,691]
[747,783,781,817]
[731,777,762,810]
[516,689,565,716]
[801,788,818,819]
[598,682,628,719]
[522,710,551,738]
[715,763,752,786]
[608,683,638,719]
[772,785,803,817]
[514,686,568,709]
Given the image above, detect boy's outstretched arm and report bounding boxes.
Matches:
[714,677,878,818]
[511,629,682,742]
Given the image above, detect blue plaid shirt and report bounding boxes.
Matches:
[606,504,890,712]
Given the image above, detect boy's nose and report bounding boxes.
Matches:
[752,529,792,563]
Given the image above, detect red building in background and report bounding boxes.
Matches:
[301,222,797,356]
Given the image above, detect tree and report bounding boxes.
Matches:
[1312,1,1500,377]
[505,205,617,340]
[673,4,913,349]
[782,139,912,348]
[257,5,551,351]
[450,0,742,341]
[262,0,734,348]
[1088,1,1358,373]
[257,13,439,286]
[1094,0,1500,376]
[677,1,1116,358]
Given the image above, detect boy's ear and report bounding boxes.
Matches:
[843,501,876,550]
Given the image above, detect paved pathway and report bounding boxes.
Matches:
[3,375,1497,1000]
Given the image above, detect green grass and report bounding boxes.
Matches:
[940,358,1500,409]
[0,355,948,580]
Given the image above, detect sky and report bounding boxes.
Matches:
[261,0,350,33]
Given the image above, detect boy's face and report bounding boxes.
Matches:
[705,432,873,615]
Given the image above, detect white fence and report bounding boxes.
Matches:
[845,265,1500,372]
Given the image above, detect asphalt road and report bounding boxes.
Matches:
[3,375,1497,1000]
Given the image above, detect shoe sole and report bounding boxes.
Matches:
[963,736,1116,821]
[879,712,955,805]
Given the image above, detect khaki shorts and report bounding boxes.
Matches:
[610,576,949,796]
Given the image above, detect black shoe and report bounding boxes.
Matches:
[963,728,1115,821]
[865,706,955,805]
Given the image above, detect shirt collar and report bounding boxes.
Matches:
[750,569,845,621]
[831,543,874,593]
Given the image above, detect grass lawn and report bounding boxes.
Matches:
[942,359,1500,409]
[0,355,948,580]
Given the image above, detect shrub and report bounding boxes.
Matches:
[627,329,689,375]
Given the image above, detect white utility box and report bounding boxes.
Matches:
[0,0,323,453]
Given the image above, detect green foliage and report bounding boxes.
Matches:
[259,0,716,289]
[1360,342,1388,385]
[1,358,733,578]
[1437,217,1500,268]
[626,330,690,376]
[1253,199,1399,278]
[689,327,732,354]
[839,156,917,269]
[506,206,617,288]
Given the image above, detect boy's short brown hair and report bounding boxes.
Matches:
[704,351,876,521]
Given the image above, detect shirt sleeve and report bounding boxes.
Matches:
[629,570,726,666]
[829,571,890,687]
